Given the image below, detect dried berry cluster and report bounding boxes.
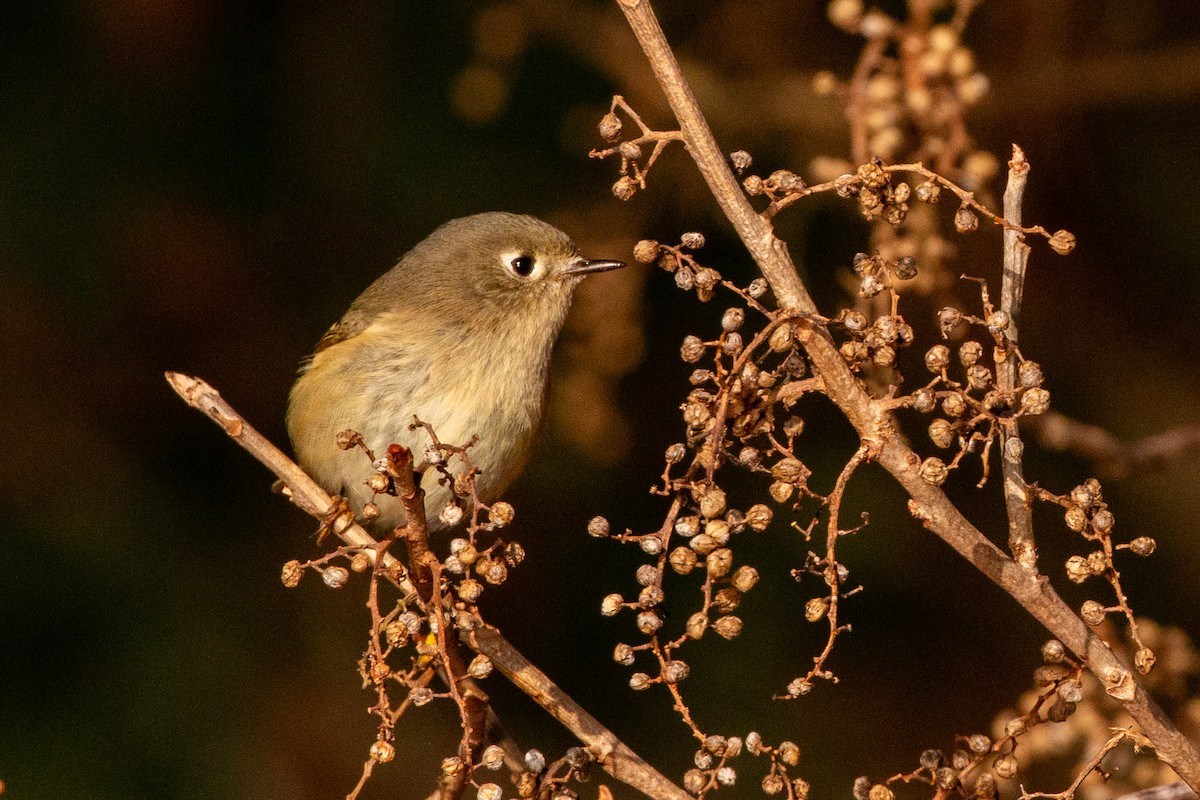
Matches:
[903,289,1050,488]
[590,95,684,203]
[995,621,1200,794]
[830,251,918,371]
[591,230,876,794]
[820,0,992,175]
[874,639,1093,798]
[1035,479,1158,670]
[589,92,1154,795]
[471,747,595,800]
[280,423,599,800]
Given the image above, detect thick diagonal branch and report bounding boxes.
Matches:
[612,0,1200,787]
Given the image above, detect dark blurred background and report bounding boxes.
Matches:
[3,1,1200,798]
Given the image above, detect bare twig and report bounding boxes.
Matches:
[611,0,1200,788]
[164,371,419,602]
[384,444,435,600]
[1020,729,1154,800]
[999,144,1036,570]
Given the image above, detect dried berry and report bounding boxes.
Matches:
[633,239,661,263]
[598,112,622,142]
[954,205,979,233]
[1049,229,1077,255]
[612,175,638,201]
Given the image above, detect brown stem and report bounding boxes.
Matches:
[468,624,693,800]
[611,0,1200,788]
[385,444,435,601]
[999,144,1036,570]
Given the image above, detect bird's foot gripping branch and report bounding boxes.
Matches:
[168,372,688,800]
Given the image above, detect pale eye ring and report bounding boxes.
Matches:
[510,255,535,277]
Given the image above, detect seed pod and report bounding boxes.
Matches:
[938,307,964,335]
[618,141,642,161]
[942,392,967,417]
[1065,555,1090,583]
[612,643,635,665]
[600,593,623,617]
[916,181,941,202]
[1018,360,1044,388]
[772,457,808,484]
[986,309,1010,333]
[911,388,936,413]
[697,485,727,518]
[322,566,349,588]
[869,785,895,800]
[712,587,742,613]
[731,565,759,593]
[598,112,622,141]
[367,471,390,494]
[1130,536,1156,556]
[1081,599,1107,626]
[1049,229,1076,255]
[712,615,743,639]
[768,323,794,352]
[920,457,949,486]
[633,239,660,263]
[489,501,515,526]
[705,518,731,545]
[706,548,734,579]
[689,533,717,556]
[612,175,637,201]
[662,660,690,684]
[281,560,303,588]
[959,341,983,366]
[893,255,918,279]
[925,344,951,372]
[929,418,955,449]
[1020,387,1051,415]
[680,335,706,363]
[635,610,662,634]
[669,546,698,575]
[805,597,829,622]
[993,754,1017,779]
[843,310,868,333]
[746,504,773,531]
[967,364,993,390]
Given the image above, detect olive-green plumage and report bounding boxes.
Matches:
[287,212,624,533]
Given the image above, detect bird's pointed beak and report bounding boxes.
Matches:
[561,257,626,278]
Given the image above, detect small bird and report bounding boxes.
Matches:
[287,212,625,533]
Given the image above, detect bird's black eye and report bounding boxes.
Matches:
[510,255,535,277]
